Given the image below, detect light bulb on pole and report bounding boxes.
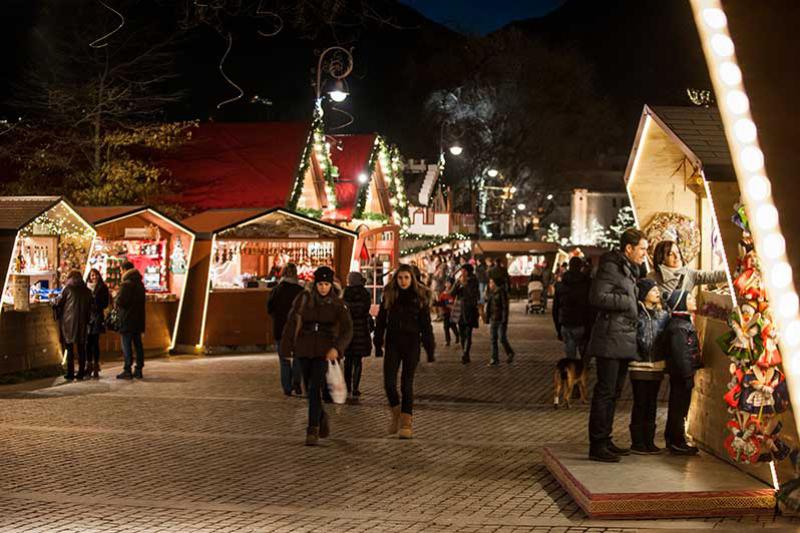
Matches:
[487,169,498,178]
[517,203,526,211]
[449,143,463,156]
[328,79,349,102]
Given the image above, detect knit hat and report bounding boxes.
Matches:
[314,266,335,284]
[347,271,365,287]
[637,278,658,303]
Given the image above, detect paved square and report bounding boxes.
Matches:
[0,303,795,532]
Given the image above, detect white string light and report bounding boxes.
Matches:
[691,0,800,490]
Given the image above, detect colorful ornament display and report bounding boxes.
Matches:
[642,212,701,263]
[717,203,793,464]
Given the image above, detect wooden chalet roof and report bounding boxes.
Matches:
[76,206,144,225]
[0,196,62,231]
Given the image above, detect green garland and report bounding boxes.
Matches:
[399,232,471,257]
[295,207,324,219]
[351,137,411,231]
[287,114,338,214]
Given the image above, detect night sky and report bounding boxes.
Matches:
[399,0,566,34]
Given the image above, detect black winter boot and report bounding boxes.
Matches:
[629,424,648,454]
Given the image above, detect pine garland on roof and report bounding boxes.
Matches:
[287,114,338,215]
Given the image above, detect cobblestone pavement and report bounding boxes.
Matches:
[0,303,797,532]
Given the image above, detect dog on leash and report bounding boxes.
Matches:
[553,358,588,408]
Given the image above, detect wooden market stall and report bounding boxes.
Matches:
[328,134,408,303]
[0,196,95,375]
[78,206,196,355]
[175,208,356,353]
[624,104,797,486]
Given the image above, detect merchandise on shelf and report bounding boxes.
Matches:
[90,238,169,294]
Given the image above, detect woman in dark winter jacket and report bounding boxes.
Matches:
[54,270,93,381]
[343,271,373,401]
[374,264,435,439]
[629,278,670,455]
[451,264,480,364]
[282,266,353,446]
[85,268,110,379]
[663,288,701,455]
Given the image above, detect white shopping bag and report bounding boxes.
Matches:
[326,360,347,405]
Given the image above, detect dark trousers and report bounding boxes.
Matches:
[277,337,303,395]
[298,357,327,428]
[65,342,86,377]
[384,349,419,415]
[344,355,363,395]
[120,333,144,372]
[442,315,459,345]
[630,378,662,447]
[459,322,473,360]
[588,357,629,450]
[490,321,514,362]
[665,375,694,446]
[86,334,101,366]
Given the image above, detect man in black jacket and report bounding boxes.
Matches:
[267,263,305,396]
[587,228,648,462]
[552,257,591,360]
[116,261,146,379]
[452,264,480,364]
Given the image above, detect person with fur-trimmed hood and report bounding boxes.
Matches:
[374,264,435,440]
[282,266,353,446]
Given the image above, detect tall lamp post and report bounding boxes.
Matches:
[315,46,354,108]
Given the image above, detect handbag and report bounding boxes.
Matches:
[105,307,122,332]
[326,360,347,405]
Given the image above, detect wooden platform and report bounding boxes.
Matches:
[544,445,775,519]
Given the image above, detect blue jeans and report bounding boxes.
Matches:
[277,338,302,395]
[561,326,585,360]
[490,321,514,363]
[479,282,487,304]
[297,358,327,428]
[120,333,144,372]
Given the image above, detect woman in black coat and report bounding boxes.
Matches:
[343,271,372,401]
[86,268,110,379]
[451,264,480,364]
[374,264,435,440]
[54,270,93,381]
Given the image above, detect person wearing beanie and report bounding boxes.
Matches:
[267,263,305,396]
[342,271,372,401]
[628,278,670,454]
[662,288,701,455]
[281,265,353,446]
[451,264,480,363]
[374,264,435,439]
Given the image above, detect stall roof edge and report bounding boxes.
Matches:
[645,105,734,170]
[0,196,73,231]
[182,207,358,239]
[79,206,197,235]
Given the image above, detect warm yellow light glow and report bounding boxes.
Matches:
[198,234,216,348]
[702,7,727,28]
[727,90,750,114]
[771,262,793,289]
[624,114,653,228]
[763,233,786,259]
[785,321,800,348]
[740,146,764,171]
[719,62,742,86]
[733,119,757,143]
[746,175,770,201]
[711,34,734,57]
[170,232,196,351]
[755,204,779,230]
[779,293,800,319]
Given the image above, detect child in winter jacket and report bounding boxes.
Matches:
[662,288,701,455]
[434,278,459,346]
[629,278,670,454]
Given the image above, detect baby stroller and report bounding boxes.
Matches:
[526,280,546,314]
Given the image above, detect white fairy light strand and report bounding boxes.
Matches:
[691,0,800,487]
[89,0,125,49]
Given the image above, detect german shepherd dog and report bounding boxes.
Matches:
[553,358,588,408]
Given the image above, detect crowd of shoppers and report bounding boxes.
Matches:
[53,261,147,381]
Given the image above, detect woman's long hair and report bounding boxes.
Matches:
[86,268,105,286]
[383,264,428,309]
[653,240,684,268]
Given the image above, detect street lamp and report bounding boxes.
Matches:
[517,203,526,211]
[358,173,369,184]
[546,193,554,201]
[449,143,463,156]
[487,169,499,178]
[510,186,518,194]
[315,46,354,103]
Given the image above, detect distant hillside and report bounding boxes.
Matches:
[508,0,711,152]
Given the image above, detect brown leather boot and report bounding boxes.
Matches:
[388,405,401,435]
[399,413,413,439]
[305,426,320,446]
